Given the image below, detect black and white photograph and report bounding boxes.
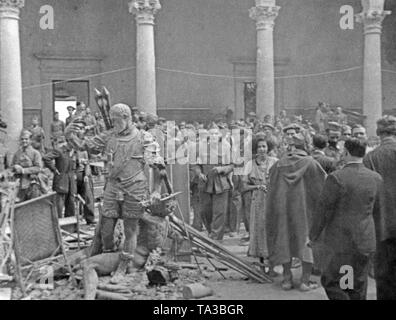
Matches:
[1,0,396,305]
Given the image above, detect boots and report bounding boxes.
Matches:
[110,252,134,284]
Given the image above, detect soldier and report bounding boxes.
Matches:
[11,130,43,202]
[75,148,95,225]
[83,108,97,137]
[66,106,76,127]
[43,136,77,218]
[29,116,46,154]
[94,112,106,134]
[65,103,163,282]
[50,112,65,143]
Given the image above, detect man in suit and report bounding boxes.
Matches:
[310,138,383,300]
[312,134,338,174]
[363,116,396,300]
[43,136,77,218]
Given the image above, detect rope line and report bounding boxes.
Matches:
[22,64,396,91]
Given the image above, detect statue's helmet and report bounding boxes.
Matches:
[110,103,132,119]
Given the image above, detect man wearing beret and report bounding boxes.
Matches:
[363,116,396,300]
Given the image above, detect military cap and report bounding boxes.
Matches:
[20,129,32,139]
[282,123,299,133]
[261,123,275,131]
[67,106,76,111]
[255,132,266,140]
[342,125,352,132]
[328,122,342,133]
[146,113,159,125]
[72,117,87,127]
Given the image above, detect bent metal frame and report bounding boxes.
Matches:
[12,192,75,296]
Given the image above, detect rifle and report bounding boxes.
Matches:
[94,87,113,130]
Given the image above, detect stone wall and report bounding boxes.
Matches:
[17,0,396,133]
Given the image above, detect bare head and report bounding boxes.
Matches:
[110,103,132,134]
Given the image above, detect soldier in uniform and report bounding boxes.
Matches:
[29,116,46,154]
[83,108,97,137]
[50,112,65,144]
[66,106,76,127]
[65,103,163,282]
[94,112,106,134]
[43,136,77,218]
[11,130,43,202]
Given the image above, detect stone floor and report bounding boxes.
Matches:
[204,234,377,300]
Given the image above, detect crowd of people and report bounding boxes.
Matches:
[1,100,395,300]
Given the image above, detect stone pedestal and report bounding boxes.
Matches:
[356,0,391,136]
[250,0,280,120]
[129,0,161,116]
[0,0,24,153]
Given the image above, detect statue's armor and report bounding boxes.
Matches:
[103,127,149,219]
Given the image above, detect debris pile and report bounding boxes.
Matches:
[1,182,271,300]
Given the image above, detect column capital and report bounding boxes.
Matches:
[129,0,161,25]
[249,3,280,31]
[0,0,24,19]
[356,0,391,34]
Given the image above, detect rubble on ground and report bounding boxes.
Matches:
[9,261,219,301]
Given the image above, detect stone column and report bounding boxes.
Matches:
[249,0,280,120]
[129,0,161,116]
[356,0,391,136]
[0,0,24,154]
